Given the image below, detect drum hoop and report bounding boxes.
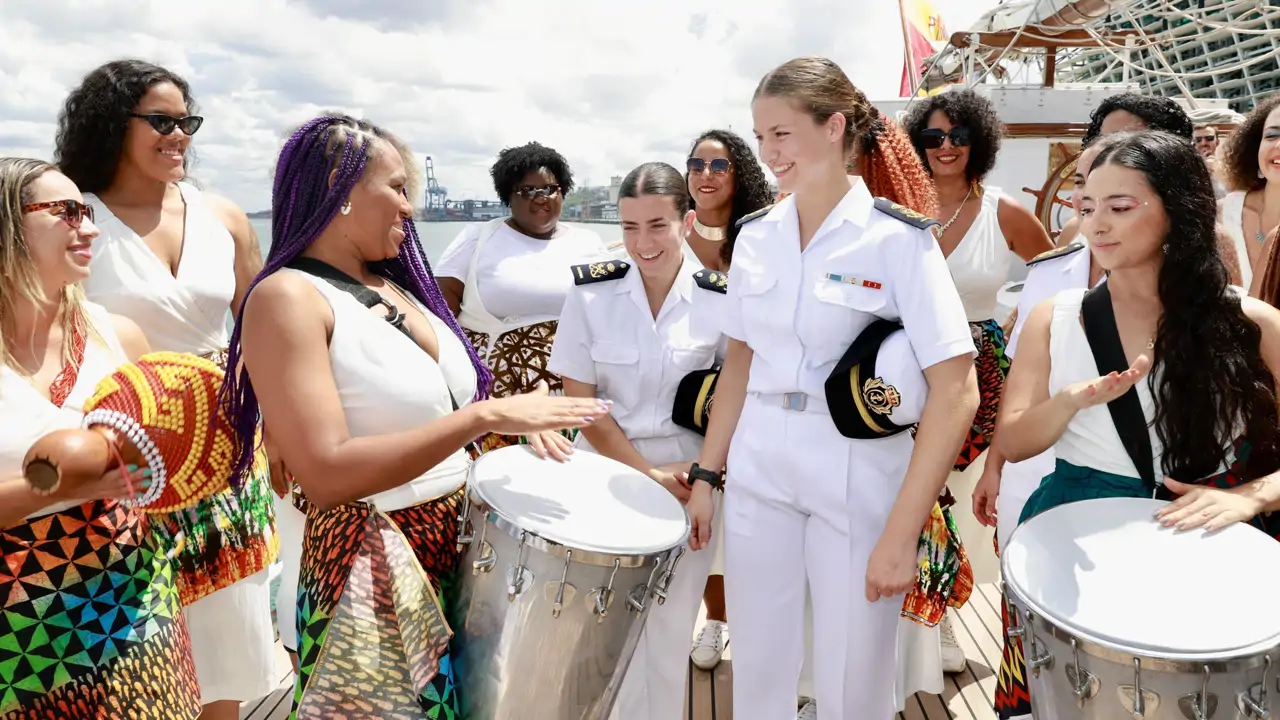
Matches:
[1007,583,1280,673]
[469,490,686,568]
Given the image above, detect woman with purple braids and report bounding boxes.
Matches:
[223,114,607,719]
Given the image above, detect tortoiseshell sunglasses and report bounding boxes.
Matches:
[21,199,95,228]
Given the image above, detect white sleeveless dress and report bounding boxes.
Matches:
[82,182,279,704]
[1221,191,1253,289]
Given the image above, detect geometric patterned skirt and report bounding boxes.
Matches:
[954,319,1010,472]
[466,322,576,454]
[0,500,202,720]
[290,490,465,720]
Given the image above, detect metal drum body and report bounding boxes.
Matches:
[451,446,690,720]
[1002,497,1280,719]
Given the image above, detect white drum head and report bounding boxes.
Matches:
[1004,497,1280,656]
[468,446,690,555]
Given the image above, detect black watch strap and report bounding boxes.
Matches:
[688,463,724,490]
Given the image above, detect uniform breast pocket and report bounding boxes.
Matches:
[735,271,779,344]
[804,278,889,351]
[589,342,641,408]
[670,347,716,372]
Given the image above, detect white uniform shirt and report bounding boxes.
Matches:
[548,255,719,463]
[722,182,975,400]
[1008,243,1094,358]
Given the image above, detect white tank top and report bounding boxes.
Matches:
[1221,191,1252,288]
[0,303,129,518]
[946,187,1017,322]
[81,183,235,355]
[288,270,478,509]
[1047,288,1164,480]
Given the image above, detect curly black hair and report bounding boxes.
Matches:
[1094,131,1278,482]
[902,88,1003,182]
[1221,94,1280,193]
[489,142,574,206]
[54,59,197,194]
[687,129,774,266]
[1081,92,1193,147]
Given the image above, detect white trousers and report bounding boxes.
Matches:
[996,452,1054,553]
[726,399,907,720]
[274,494,306,652]
[185,567,279,702]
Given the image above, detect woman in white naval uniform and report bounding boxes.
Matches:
[684,57,979,719]
[548,161,722,720]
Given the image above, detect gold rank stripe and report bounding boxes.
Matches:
[825,272,883,290]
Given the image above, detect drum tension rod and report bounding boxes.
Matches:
[1066,638,1098,707]
[592,559,621,623]
[507,532,530,601]
[1025,611,1053,677]
[654,547,685,606]
[1178,665,1216,720]
[455,492,474,554]
[1238,655,1271,720]
[552,551,572,618]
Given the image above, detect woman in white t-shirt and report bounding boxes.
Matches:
[437,143,622,454]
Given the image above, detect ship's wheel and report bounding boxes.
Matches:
[1021,142,1080,239]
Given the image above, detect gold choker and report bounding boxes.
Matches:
[693,218,727,242]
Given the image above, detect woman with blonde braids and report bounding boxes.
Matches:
[0,157,201,719]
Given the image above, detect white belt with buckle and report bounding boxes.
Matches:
[752,392,828,412]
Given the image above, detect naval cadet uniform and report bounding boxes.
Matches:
[547,253,726,720]
[998,242,1092,552]
[718,182,974,719]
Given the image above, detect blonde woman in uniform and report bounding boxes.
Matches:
[548,161,723,720]
[685,57,979,718]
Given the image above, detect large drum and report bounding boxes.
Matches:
[451,446,690,719]
[1003,497,1280,719]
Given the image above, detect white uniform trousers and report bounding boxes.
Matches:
[602,436,718,720]
[726,397,906,720]
[995,453,1054,553]
[273,493,306,652]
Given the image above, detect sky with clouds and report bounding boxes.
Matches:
[1,0,996,212]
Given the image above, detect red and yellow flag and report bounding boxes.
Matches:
[899,0,949,97]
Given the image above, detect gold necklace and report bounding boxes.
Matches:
[693,217,727,242]
[934,182,976,241]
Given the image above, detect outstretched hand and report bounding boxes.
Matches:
[1060,354,1152,410]
[1155,477,1264,532]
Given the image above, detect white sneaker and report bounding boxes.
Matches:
[939,612,967,673]
[690,620,727,670]
[796,700,817,720]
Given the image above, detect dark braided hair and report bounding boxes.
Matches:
[1093,131,1277,482]
[218,115,493,487]
[686,129,772,266]
[55,59,198,193]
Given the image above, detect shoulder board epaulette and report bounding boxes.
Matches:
[571,260,630,285]
[1026,242,1085,267]
[693,269,728,294]
[734,204,775,228]
[873,197,940,230]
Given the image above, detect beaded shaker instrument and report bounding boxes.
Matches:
[23,351,238,513]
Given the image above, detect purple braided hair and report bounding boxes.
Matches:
[218,114,493,488]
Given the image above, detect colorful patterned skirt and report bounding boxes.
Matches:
[290,490,463,719]
[994,450,1271,718]
[150,449,279,606]
[955,319,1010,471]
[466,321,576,454]
[0,500,201,719]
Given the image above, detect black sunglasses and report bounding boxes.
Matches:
[130,113,204,136]
[22,199,95,227]
[515,185,561,200]
[687,158,732,175]
[919,126,971,150]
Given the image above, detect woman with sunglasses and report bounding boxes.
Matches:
[0,157,203,719]
[436,142,623,458]
[54,59,278,720]
[901,87,1053,677]
[680,129,773,673]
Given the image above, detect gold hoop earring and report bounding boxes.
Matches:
[341,201,352,215]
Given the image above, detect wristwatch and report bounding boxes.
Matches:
[688,463,724,491]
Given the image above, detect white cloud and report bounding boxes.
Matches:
[0,0,994,212]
